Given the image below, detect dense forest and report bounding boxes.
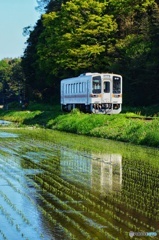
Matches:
[0,0,159,106]
[0,58,25,106]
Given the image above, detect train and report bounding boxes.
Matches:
[60,72,122,114]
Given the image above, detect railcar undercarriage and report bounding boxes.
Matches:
[61,103,121,114]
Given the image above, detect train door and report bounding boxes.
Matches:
[102,75,112,104]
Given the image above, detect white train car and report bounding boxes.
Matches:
[60,72,122,114]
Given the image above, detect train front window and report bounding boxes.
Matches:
[113,76,121,94]
[92,76,101,94]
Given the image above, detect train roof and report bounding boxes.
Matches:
[61,73,96,82]
[61,72,122,82]
[79,72,100,76]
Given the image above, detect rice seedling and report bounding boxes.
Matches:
[0,128,158,239]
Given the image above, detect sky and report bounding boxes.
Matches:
[0,0,40,60]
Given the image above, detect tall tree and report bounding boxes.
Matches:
[22,18,49,101]
[22,0,159,106]
[0,59,25,104]
[22,0,67,102]
[36,0,118,77]
[107,0,157,105]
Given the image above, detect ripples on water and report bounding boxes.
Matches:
[0,130,158,240]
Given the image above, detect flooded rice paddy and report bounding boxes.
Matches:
[0,129,158,240]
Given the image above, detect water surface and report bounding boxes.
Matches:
[0,129,158,239]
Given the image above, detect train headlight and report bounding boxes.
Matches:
[112,94,121,98]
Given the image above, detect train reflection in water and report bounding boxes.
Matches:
[60,150,122,195]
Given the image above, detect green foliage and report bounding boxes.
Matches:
[51,110,107,134]
[2,102,159,148]
[36,0,117,75]
[21,0,159,106]
[122,104,159,116]
[0,110,42,124]
[109,0,155,14]
[49,111,159,147]
[0,59,11,85]
[0,102,62,126]
[0,58,25,104]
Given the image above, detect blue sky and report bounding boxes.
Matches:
[0,0,40,60]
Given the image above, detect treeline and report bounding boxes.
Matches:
[0,58,25,105]
[1,0,159,106]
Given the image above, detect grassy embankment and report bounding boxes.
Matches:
[1,102,159,147]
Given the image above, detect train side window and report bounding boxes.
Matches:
[76,83,78,93]
[79,82,81,93]
[68,84,70,94]
[73,83,75,93]
[104,81,110,93]
[83,82,85,93]
[71,84,75,93]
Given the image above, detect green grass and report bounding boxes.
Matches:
[0,102,62,126]
[49,109,159,147]
[122,105,159,116]
[1,103,159,148]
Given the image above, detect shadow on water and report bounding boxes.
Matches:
[0,129,158,239]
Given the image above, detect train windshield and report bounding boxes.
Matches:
[92,76,101,93]
[113,76,121,94]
